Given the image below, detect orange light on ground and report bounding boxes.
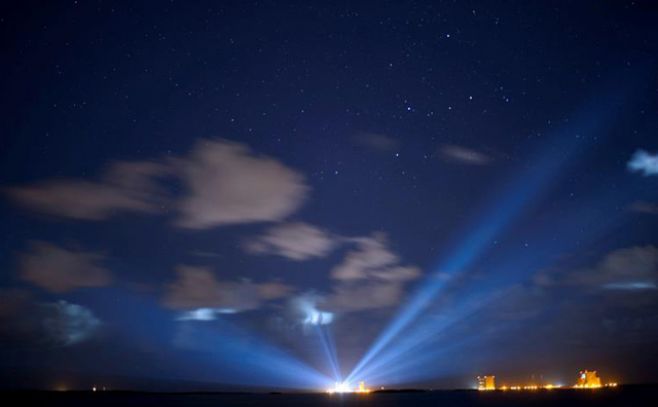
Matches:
[476,376,496,391]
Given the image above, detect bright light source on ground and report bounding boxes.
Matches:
[327,381,353,394]
[326,380,370,394]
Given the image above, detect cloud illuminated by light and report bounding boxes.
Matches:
[176,307,238,321]
[42,300,101,346]
[603,281,657,290]
[628,149,658,176]
[293,295,334,325]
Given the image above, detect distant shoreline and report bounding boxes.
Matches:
[2,384,654,394]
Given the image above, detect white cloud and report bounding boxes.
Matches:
[439,144,491,165]
[19,241,111,293]
[628,149,658,176]
[6,139,309,230]
[331,234,419,282]
[163,265,292,312]
[243,222,336,261]
[242,228,420,313]
[325,233,420,312]
[173,139,309,229]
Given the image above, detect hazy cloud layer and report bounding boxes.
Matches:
[242,222,336,261]
[163,265,292,312]
[19,241,111,293]
[6,161,167,220]
[439,144,491,165]
[628,149,658,176]
[539,245,658,291]
[630,201,658,215]
[354,132,399,152]
[6,139,309,229]
[327,282,406,312]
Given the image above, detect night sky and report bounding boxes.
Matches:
[1,0,658,391]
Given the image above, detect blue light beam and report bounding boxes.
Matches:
[347,89,629,382]
[315,324,342,381]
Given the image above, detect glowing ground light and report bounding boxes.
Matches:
[326,381,370,394]
[327,381,352,394]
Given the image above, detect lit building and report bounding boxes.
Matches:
[477,375,495,391]
[575,370,602,388]
[356,381,370,393]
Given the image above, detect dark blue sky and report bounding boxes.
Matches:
[1,0,658,391]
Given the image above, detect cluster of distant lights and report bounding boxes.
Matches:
[477,371,619,392]
[573,383,619,389]
[486,383,618,391]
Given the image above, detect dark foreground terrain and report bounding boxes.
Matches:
[6,386,658,407]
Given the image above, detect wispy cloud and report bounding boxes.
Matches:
[6,161,167,220]
[603,282,656,290]
[630,201,658,215]
[354,132,399,152]
[439,144,491,165]
[628,149,658,176]
[176,307,238,321]
[327,282,406,312]
[538,245,658,292]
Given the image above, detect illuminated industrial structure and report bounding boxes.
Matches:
[573,370,617,389]
[575,370,601,388]
[477,375,495,391]
[356,381,371,393]
[476,370,618,392]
